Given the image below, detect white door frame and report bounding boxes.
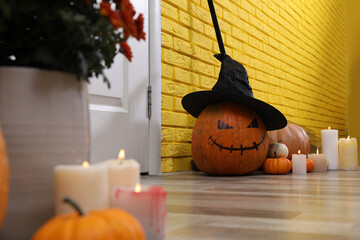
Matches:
[149,0,162,175]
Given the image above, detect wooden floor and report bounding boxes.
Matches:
[141,170,360,240]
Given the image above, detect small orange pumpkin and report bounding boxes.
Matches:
[32,197,145,240]
[306,158,314,172]
[192,101,269,175]
[263,154,291,174]
[0,125,9,230]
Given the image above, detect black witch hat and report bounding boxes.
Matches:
[182,0,287,131]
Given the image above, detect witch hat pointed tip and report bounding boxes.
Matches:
[214,53,227,62]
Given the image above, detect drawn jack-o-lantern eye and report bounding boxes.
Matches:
[218,120,234,130]
[247,118,259,128]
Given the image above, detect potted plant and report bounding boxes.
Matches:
[0,0,145,85]
[0,0,145,239]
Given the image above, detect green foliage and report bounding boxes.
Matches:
[0,0,128,88]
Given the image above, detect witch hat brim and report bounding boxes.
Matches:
[182,90,286,131]
[182,53,287,131]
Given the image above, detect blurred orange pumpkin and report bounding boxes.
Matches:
[32,197,145,240]
[0,125,9,230]
[263,156,291,174]
[306,158,314,172]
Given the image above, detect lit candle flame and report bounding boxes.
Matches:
[118,149,125,161]
[328,126,331,130]
[134,183,141,193]
[82,161,90,168]
[297,150,301,154]
[316,147,319,154]
[347,136,350,140]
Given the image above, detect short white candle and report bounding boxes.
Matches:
[111,184,167,240]
[321,127,339,170]
[292,150,307,175]
[98,149,140,191]
[106,159,140,190]
[308,148,328,173]
[54,161,108,215]
[339,136,358,170]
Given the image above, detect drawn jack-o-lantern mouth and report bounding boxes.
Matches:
[208,134,266,154]
[207,118,265,154]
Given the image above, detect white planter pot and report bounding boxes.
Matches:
[0,67,90,239]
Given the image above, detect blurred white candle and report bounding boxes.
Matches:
[111,184,167,240]
[292,150,306,175]
[321,126,339,170]
[339,136,358,170]
[308,147,328,172]
[99,149,140,191]
[55,161,108,215]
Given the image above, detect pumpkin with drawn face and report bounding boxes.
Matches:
[192,101,269,175]
[182,1,287,175]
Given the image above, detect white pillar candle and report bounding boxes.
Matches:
[308,148,328,173]
[339,136,358,170]
[292,150,307,175]
[105,159,140,190]
[321,127,339,170]
[54,161,108,215]
[111,184,167,240]
[98,149,140,191]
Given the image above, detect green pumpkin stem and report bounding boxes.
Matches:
[274,151,277,158]
[63,197,84,216]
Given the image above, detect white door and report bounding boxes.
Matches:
[88,1,150,173]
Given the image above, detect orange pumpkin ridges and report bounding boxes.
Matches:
[267,123,310,160]
[0,125,9,230]
[263,157,291,174]
[191,101,269,175]
[31,197,146,240]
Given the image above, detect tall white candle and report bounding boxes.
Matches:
[98,149,140,191]
[339,136,358,170]
[321,127,339,170]
[54,161,108,215]
[292,150,306,175]
[111,184,167,240]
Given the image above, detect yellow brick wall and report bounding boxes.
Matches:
[161,0,348,172]
[346,0,360,164]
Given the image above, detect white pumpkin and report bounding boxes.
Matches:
[267,142,289,158]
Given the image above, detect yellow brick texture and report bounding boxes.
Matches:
[346,0,360,164]
[161,0,348,173]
